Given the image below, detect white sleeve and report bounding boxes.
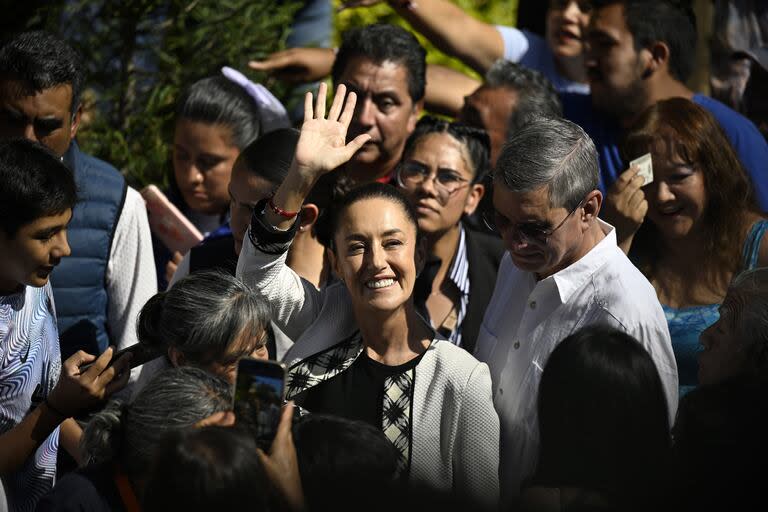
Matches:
[106,187,158,353]
[455,362,501,508]
[168,251,191,288]
[236,226,325,342]
[494,25,530,62]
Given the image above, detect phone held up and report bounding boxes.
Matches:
[233,358,286,448]
[80,343,163,373]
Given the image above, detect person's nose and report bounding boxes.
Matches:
[189,164,204,185]
[21,123,39,143]
[416,171,439,199]
[356,97,376,130]
[562,0,581,20]
[503,228,533,252]
[366,244,388,273]
[54,231,72,259]
[654,180,676,204]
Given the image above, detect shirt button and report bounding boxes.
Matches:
[529,300,536,309]
[514,341,520,349]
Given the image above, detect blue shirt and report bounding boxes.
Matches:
[562,92,768,210]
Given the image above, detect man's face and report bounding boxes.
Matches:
[585,3,650,119]
[492,182,586,278]
[459,85,517,166]
[0,209,72,294]
[0,79,78,157]
[338,57,421,182]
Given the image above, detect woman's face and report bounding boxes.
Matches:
[546,0,592,59]
[644,151,707,241]
[229,159,276,255]
[173,119,240,215]
[399,132,482,236]
[203,327,270,384]
[331,197,422,314]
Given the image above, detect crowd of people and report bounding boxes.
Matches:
[2,1,768,511]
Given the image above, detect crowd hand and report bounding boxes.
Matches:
[194,411,236,428]
[46,347,132,418]
[294,82,371,180]
[603,166,648,246]
[165,251,183,284]
[257,402,305,511]
[248,48,335,84]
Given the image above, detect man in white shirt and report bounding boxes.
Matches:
[474,116,678,502]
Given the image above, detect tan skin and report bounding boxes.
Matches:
[266,82,431,366]
[397,132,483,333]
[458,86,517,167]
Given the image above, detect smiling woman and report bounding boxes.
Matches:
[237,84,500,508]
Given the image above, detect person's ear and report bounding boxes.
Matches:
[407,98,425,134]
[580,190,603,229]
[642,41,670,79]
[463,182,485,216]
[69,104,82,141]
[298,203,320,234]
[167,346,185,367]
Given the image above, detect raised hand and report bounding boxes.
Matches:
[293,82,371,179]
[248,47,335,84]
[602,166,648,253]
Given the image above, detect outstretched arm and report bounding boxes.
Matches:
[343,0,504,74]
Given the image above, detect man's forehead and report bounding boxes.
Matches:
[0,78,73,115]
[589,3,630,40]
[338,57,410,95]
[494,181,554,216]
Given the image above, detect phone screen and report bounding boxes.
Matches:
[234,358,285,446]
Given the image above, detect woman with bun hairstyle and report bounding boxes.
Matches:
[155,70,290,289]
[36,367,233,511]
[133,270,271,394]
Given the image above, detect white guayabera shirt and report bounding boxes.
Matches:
[475,220,678,505]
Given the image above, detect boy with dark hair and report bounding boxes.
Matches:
[0,139,130,512]
[0,31,156,363]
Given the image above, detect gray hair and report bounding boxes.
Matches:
[725,267,768,377]
[81,367,232,476]
[484,59,563,136]
[495,116,599,210]
[137,270,270,365]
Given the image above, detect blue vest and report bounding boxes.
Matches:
[52,141,126,359]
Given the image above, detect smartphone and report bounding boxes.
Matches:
[233,358,286,446]
[80,343,163,372]
[141,185,204,253]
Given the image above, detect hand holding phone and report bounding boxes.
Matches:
[233,358,286,447]
[141,185,204,253]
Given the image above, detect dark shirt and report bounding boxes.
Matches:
[35,464,125,512]
[296,349,425,428]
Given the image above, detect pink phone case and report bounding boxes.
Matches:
[141,185,204,253]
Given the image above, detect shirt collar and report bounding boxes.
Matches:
[446,225,471,297]
[544,219,617,304]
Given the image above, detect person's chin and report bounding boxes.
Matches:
[28,274,51,288]
[509,252,546,273]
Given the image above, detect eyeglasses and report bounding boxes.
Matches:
[482,198,586,244]
[396,161,470,203]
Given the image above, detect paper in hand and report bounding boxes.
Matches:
[630,152,653,186]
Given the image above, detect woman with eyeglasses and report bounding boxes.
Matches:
[396,116,504,352]
[237,84,500,508]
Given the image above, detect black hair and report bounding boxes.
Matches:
[325,182,419,252]
[237,127,299,185]
[534,325,672,509]
[143,426,268,512]
[331,24,427,103]
[0,138,77,237]
[0,31,85,114]
[402,115,491,183]
[592,0,697,82]
[293,414,400,511]
[176,75,262,150]
[484,59,563,136]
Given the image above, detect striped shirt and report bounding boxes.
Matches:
[0,284,61,512]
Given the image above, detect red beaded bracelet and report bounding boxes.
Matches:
[268,196,299,219]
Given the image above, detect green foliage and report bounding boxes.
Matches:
[27,0,303,188]
[334,0,519,80]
